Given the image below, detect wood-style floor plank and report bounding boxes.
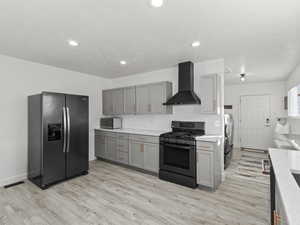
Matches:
[0,152,269,225]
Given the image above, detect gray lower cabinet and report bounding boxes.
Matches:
[106,136,117,161]
[129,141,145,168]
[196,141,222,190]
[197,150,214,187]
[95,134,106,158]
[95,130,159,174]
[143,143,159,173]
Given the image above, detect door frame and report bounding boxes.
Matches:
[239,94,271,150]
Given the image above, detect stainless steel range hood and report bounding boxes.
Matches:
[164,61,201,105]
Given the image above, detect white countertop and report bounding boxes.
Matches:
[95,128,169,137]
[269,148,300,225]
[195,135,223,142]
[95,128,223,141]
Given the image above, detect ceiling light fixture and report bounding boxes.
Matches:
[150,0,164,8]
[192,41,201,47]
[68,40,79,47]
[120,60,127,65]
[240,74,246,82]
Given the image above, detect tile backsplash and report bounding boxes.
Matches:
[120,105,222,134]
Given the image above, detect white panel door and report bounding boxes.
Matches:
[240,95,272,150]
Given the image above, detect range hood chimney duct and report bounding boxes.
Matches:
[164,61,201,105]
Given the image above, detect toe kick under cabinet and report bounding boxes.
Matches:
[95,130,159,173]
[196,141,222,190]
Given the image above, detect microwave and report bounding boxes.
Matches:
[100,117,122,129]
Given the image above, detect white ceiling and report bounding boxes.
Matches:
[0,0,299,83]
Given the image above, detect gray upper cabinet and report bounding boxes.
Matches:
[136,85,150,114]
[112,88,124,115]
[197,150,214,187]
[102,81,172,115]
[102,90,113,115]
[124,86,136,114]
[275,182,288,225]
[149,82,172,114]
[197,74,220,114]
[95,134,106,158]
[196,141,222,190]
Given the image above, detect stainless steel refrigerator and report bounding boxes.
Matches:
[28,92,89,189]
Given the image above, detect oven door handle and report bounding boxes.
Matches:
[164,143,193,150]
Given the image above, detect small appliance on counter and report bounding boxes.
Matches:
[159,121,205,188]
[100,117,122,129]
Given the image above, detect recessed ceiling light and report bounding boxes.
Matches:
[120,60,127,65]
[150,0,164,8]
[68,40,79,47]
[192,41,201,47]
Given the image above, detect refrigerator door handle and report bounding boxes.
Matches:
[63,107,67,153]
[66,107,71,153]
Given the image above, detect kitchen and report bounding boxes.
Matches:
[95,61,224,189]
[0,0,299,225]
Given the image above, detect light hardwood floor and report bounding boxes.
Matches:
[0,151,269,225]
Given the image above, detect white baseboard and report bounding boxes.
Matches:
[0,173,27,187]
[1,159,96,187]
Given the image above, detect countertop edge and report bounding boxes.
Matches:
[269,148,300,225]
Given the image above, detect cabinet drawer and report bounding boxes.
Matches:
[129,134,159,143]
[197,141,214,151]
[116,133,129,140]
[116,151,129,164]
[117,139,129,152]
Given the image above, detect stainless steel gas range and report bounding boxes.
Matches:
[159,121,205,188]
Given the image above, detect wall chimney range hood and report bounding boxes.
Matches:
[164,61,201,105]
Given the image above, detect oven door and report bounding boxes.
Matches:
[160,142,196,177]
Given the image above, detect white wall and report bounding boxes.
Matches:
[286,63,300,90]
[224,81,286,148]
[286,63,300,141]
[106,59,225,135]
[0,54,109,186]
